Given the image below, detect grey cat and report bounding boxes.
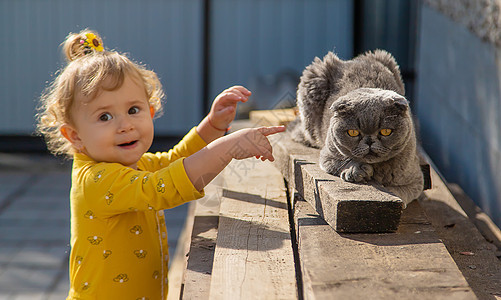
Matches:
[290,50,424,207]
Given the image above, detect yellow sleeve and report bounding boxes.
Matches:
[139,127,207,172]
[75,158,204,219]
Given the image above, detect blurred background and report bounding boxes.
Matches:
[0,0,417,143]
[1,0,500,297]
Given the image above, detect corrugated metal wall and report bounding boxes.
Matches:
[0,0,203,135]
[0,0,352,137]
[416,5,501,226]
[210,0,353,111]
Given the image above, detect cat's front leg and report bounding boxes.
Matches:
[340,162,374,183]
[320,146,347,175]
[320,146,373,182]
[381,181,423,208]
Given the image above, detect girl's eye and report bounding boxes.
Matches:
[99,113,112,122]
[128,106,140,115]
[347,129,360,137]
[380,129,392,136]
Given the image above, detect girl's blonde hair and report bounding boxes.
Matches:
[36,29,164,157]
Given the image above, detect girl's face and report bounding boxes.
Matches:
[62,75,155,169]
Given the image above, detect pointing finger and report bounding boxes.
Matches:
[257,126,286,136]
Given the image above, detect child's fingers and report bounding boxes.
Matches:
[255,136,275,161]
[216,91,247,107]
[257,126,286,136]
[221,87,250,103]
[262,155,274,162]
[219,91,243,101]
[226,85,251,96]
[257,147,274,162]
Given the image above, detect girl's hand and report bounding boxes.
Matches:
[225,126,286,162]
[208,86,251,131]
[184,125,285,191]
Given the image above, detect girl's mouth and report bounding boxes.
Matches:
[118,140,138,148]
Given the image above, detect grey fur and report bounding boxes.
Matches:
[290,50,423,206]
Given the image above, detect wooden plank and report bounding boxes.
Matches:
[419,166,501,299]
[249,108,298,126]
[182,214,218,298]
[269,131,403,233]
[181,174,223,299]
[294,193,477,300]
[448,183,501,251]
[167,202,195,300]
[209,159,296,299]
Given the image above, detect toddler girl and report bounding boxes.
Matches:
[36,29,284,299]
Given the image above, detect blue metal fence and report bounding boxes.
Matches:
[0,0,203,135]
[0,0,352,136]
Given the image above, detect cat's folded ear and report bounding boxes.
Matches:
[390,96,410,114]
[329,97,353,115]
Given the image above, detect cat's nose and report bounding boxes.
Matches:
[363,136,374,146]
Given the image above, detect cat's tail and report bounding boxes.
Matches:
[296,51,344,146]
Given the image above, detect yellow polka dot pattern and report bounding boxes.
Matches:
[66,127,206,299]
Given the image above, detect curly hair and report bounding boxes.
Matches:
[36,29,164,157]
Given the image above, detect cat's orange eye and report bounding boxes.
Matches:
[347,129,360,137]
[380,129,392,136]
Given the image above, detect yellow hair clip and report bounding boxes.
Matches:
[80,33,104,54]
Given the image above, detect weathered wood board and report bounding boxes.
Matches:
[249,108,297,127]
[208,159,297,299]
[181,174,222,299]
[294,193,476,300]
[269,131,403,233]
[167,202,195,300]
[420,166,501,299]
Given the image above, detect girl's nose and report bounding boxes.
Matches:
[118,115,134,133]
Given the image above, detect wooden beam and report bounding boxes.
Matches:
[294,193,476,299]
[167,202,195,300]
[208,159,297,299]
[420,165,501,299]
[249,108,297,127]
[181,174,223,299]
[269,131,403,233]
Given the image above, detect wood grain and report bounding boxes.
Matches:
[181,174,223,299]
[209,159,296,299]
[294,194,476,300]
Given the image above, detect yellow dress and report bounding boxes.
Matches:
[67,127,206,299]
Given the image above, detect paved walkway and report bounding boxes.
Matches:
[0,153,188,299]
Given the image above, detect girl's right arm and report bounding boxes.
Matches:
[183,126,285,191]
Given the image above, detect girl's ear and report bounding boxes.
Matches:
[61,124,84,151]
[150,106,155,118]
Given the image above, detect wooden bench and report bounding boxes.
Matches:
[168,111,501,299]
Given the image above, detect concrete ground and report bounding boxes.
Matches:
[0,153,188,299]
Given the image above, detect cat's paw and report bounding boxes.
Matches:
[360,163,374,177]
[340,164,373,182]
